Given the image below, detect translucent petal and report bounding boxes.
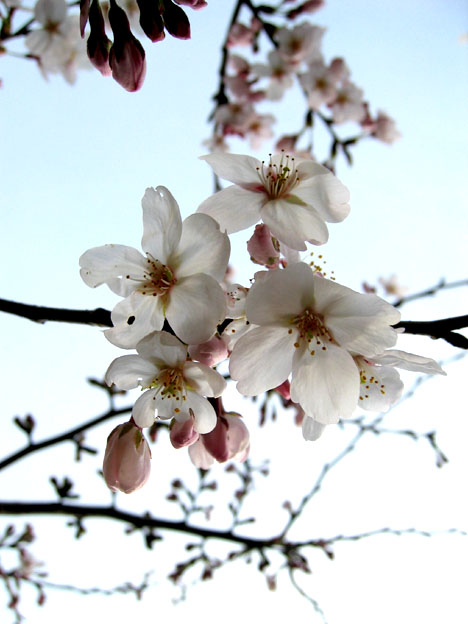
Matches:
[133,390,158,427]
[230,325,296,396]
[261,199,329,250]
[290,344,359,424]
[105,292,164,349]
[200,153,261,186]
[105,354,156,390]
[197,185,263,234]
[172,213,230,282]
[185,392,217,434]
[166,274,226,345]
[79,244,146,289]
[184,361,226,397]
[246,261,315,326]
[356,359,403,412]
[370,350,446,375]
[141,186,182,263]
[136,331,187,368]
[294,172,350,223]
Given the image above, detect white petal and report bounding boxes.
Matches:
[200,153,261,186]
[290,343,360,424]
[356,360,403,412]
[294,172,350,223]
[245,262,315,326]
[222,318,255,351]
[166,274,226,345]
[185,392,217,433]
[141,186,182,263]
[105,355,156,390]
[136,331,187,368]
[302,416,327,441]
[313,277,400,356]
[105,292,165,349]
[262,199,329,250]
[370,350,446,375]
[133,390,158,427]
[184,361,226,397]
[229,325,296,396]
[79,244,146,292]
[188,439,214,469]
[197,185,264,234]
[172,213,230,282]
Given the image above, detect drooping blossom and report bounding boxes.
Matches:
[330,81,366,124]
[188,412,250,469]
[299,58,339,110]
[105,331,226,431]
[80,185,229,348]
[229,262,401,425]
[197,152,350,251]
[102,420,152,493]
[251,50,296,100]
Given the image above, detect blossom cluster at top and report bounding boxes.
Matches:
[80,151,443,494]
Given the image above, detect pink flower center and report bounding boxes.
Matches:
[290,308,334,352]
[256,153,300,200]
[138,254,177,297]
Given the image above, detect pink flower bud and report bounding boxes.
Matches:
[188,335,228,367]
[275,380,291,400]
[103,421,151,493]
[170,413,200,449]
[247,224,280,269]
[161,0,191,39]
[136,0,165,42]
[87,0,112,76]
[108,0,146,91]
[190,413,250,468]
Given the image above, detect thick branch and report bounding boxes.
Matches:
[395,315,468,349]
[0,298,112,327]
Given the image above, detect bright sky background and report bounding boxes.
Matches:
[1,1,468,623]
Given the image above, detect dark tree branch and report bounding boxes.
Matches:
[0,406,131,472]
[395,315,468,349]
[0,298,112,327]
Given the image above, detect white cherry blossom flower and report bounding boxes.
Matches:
[229,262,401,425]
[80,186,230,348]
[105,331,226,431]
[197,152,350,251]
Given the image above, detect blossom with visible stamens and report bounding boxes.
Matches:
[80,185,230,348]
[105,331,226,431]
[197,152,350,251]
[229,262,401,425]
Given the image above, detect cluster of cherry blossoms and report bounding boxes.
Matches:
[208,12,400,156]
[80,151,444,494]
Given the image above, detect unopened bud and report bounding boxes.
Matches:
[109,0,146,91]
[170,414,199,449]
[103,421,151,493]
[161,0,191,39]
[188,335,228,367]
[247,224,280,269]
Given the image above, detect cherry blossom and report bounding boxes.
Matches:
[80,185,229,347]
[105,331,226,431]
[197,152,350,251]
[229,262,401,425]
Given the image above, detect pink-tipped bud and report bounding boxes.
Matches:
[247,224,280,269]
[109,0,146,91]
[188,335,228,367]
[87,0,112,76]
[190,413,250,468]
[161,0,191,39]
[103,421,151,493]
[170,413,199,449]
[174,0,207,9]
[136,0,165,42]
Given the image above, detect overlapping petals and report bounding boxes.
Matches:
[80,186,230,347]
[105,331,226,431]
[197,152,350,251]
[230,262,401,425]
